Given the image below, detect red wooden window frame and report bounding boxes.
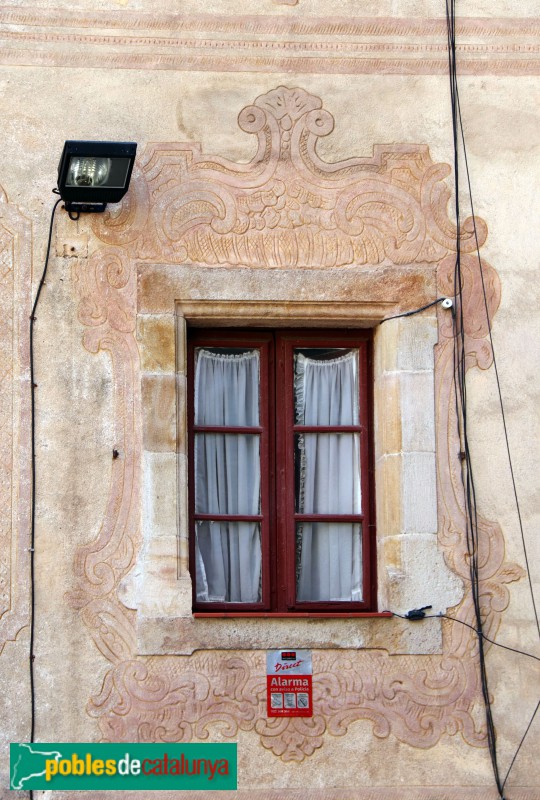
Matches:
[188,329,376,615]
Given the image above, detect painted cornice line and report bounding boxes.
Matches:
[0,9,539,74]
[1,9,540,37]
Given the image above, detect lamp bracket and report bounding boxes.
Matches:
[64,201,107,214]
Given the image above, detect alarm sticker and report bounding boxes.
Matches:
[266,650,312,718]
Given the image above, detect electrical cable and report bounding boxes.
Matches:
[378,6,535,791]
[391,606,540,792]
[21,13,537,800]
[388,611,540,664]
[502,699,540,792]
[445,0,540,789]
[381,297,448,323]
[455,116,540,800]
[29,196,62,800]
[445,0,540,792]
[456,95,540,644]
[445,1,505,795]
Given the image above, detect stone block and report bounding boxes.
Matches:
[402,452,437,534]
[400,371,436,452]
[396,315,438,372]
[176,373,187,454]
[381,535,403,574]
[137,577,192,620]
[144,535,180,571]
[373,317,399,375]
[177,453,190,575]
[375,454,403,537]
[382,534,463,618]
[141,373,177,452]
[142,451,177,541]
[136,314,176,373]
[374,371,402,457]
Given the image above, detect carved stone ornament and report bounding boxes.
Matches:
[67,87,525,763]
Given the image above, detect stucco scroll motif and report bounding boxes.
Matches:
[435,254,525,643]
[0,189,32,653]
[70,87,524,762]
[68,246,141,664]
[91,86,485,270]
[88,650,487,760]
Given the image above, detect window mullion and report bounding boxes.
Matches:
[274,333,294,612]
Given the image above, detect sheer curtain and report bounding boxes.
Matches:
[295,350,363,602]
[194,349,261,603]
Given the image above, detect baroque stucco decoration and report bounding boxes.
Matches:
[67,87,524,762]
[0,187,32,653]
[85,87,485,270]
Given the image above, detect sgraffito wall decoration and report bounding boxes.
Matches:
[0,188,32,654]
[67,87,524,766]
[84,87,486,270]
[1,10,540,76]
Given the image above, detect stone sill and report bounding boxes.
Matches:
[193,612,394,619]
[137,612,441,656]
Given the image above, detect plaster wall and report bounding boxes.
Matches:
[0,1,539,797]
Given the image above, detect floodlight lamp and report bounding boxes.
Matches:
[57,141,137,217]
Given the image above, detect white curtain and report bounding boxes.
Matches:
[194,349,261,603]
[295,351,363,602]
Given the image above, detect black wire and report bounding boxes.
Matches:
[446,1,540,788]
[389,611,540,664]
[455,96,540,644]
[29,197,62,800]
[392,607,540,792]
[452,112,540,800]
[502,698,540,791]
[445,2,505,796]
[381,297,447,323]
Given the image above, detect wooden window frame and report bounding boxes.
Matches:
[188,328,376,615]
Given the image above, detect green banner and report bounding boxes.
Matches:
[10,743,237,791]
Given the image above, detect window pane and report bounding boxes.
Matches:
[196,521,262,603]
[195,433,260,514]
[295,433,361,514]
[296,522,362,602]
[294,348,359,425]
[195,347,259,426]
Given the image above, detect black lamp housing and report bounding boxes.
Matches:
[57,140,137,214]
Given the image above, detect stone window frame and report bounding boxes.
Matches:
[134,264,462,657]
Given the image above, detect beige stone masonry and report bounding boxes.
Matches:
[141,374,177,452]
[132,278,462,655]
[373,316,461,616]
[137,265,431,317]
[136,314,176,373]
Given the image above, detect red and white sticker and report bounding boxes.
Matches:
[266,650,312,717]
